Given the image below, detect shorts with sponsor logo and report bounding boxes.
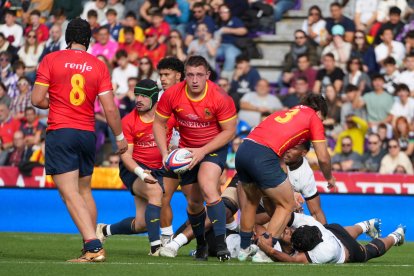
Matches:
[235,139,287,189]
[45,128,95,176]
[120,161,165,196]
[164,146,227,186]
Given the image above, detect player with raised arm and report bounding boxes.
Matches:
[31,18,127,263]
[95,79,176,256]
[236,94,336,261]
[153,56,237,261]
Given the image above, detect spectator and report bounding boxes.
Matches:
[87,9,101,41]
[361,133,387,172]
[6,61,25,100]
[393,116,414,158]
[404,30,414,54]
[184,2,215,47]
[118,12,145,44]
[313,53,345,95]
[0,9,24,48]
[117,26,141,65]
[324,84,342,128]
[106,152,121,168]
[22,0,54,24]
[20,107,43,147]
[81,0,108,24]
[146,9,171,44]
[118,77,137,118]
[29,133,45,165]
[335,115,368,155]
[217,76,241,111]
[357,74,394,128]
[273,0,296,22]
[282,76,311,108]
[354,0,378,32]
[377,1,407,23]
[342,57,372,96]
[332,136,363,171]
[17,31,45,83]
[188,23,218,69]
[137,57,158,82]
[238,79,284,127]
[24,10,49,43]
[383,56,400,95]
[1,130,33,166]
[139,28,167,68]
[108,0,125,21]
[97,54,113,75]
[283,30,318,73]
[388,84,414,125]
[377,122,392,151]
[0,82,11,107]
[340,84,368,124]
[0,103,20,151]
[301,5,327,46]
[325,2,356,43]
[10,77,33,120]
[103,8,123,41]
[375,6,405,45]
[226,135,243,169]
[166,30,187,62]
[163,0,190,35]
[395,53,414,94]
[51,0,83,20]
[350,30,379,74]
[375,27,405,67]
[230,55,260,95]
[139,0,167,28]
[38,24,66,62]
[321,24,352,71]
[0,32,18,64]
[50,8,70,35]
[112,49,138,96]
[284,54,318,93]
[379,138,413,174]
[215,4,248,76]
[91,26,119,62]
[0,51,14,87]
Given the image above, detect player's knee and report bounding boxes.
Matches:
[187,198,204,213]
[365,239,386,260]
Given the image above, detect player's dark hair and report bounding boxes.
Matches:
[300,94,328,118]
[185,55,209,71]
[299,140,311,151]
[157,57,185,81]
[291,225,323,252]
[65,18,92,51]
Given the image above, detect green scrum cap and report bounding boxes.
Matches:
[134,79,159,109]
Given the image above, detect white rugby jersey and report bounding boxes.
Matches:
[287,158,318,200]
[291,213,346,264]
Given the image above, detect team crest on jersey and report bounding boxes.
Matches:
[186,114,199,120]
[204,108,212,119]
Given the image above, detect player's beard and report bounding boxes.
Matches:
[135,103,151,113]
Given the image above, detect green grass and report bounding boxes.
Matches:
[0,233,413,276]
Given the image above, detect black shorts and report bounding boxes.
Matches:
[235,139,287,189]
[45,128,95,176]
[325,223,367,263]
[119,161,165,196]
[164,146,228,186]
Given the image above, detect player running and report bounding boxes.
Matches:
[153,56,237,261]
[95,79,175,256]
[31,18,127,262]
[236,94,336,259]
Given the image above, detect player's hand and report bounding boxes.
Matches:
[116,138,128,155]
[294,192,305,213]
[257,233,273,253]
[143,170,158,184]
[186,147,207,170]
[327,176,337,192]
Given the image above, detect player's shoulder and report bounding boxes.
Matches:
[122,109,138,125]
[161,81,186,100]
[207,80,232,100]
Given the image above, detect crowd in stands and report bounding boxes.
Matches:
[1,0,414,175]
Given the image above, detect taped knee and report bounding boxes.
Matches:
[365,239,386,260]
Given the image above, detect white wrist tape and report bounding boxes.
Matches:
[115,132,125,141]
[134,166,149,181]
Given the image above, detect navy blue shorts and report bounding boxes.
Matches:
[164,146,228,186]
[120,161,165,196]
[235,139,287,189]
[45,128,96,176]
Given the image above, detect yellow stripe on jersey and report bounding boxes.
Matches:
[278,129,310,155]
[155,110,170,119]
[311,140,326,143]
[185,82,208,102]
[34,81,49,87]
[219,115,237,123]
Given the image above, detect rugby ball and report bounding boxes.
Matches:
[165,148,192,174]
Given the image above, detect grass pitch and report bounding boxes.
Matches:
[0,233,413,276]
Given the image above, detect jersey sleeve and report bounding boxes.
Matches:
[156,89,173,119]
[122,115,134,144]
[309,113,325,142]
[216,93,237,123]
[97,61,113,94]
[35,55,51,86]
[302,169,318,199]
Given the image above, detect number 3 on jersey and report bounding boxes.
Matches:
[70,74,86,106]
[275,108,300,124]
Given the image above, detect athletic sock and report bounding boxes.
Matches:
[188,209,206,246]
[356,221,369,233]
[145,204,162,246]
[240,231,253,249]
[174,221,188,236]
[107,217,135,235]
[389,233,399,245]
[161,225,174,236]
[169,233,189,251]
[84,239,102,252]
[207,199,226,237]
[226,220,238,231]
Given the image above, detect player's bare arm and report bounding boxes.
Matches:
[257,234,309,263]
[187,116,237,170]
[153,113,170,166]
[31,84,49,109]
[120,144,158,184]
[306,196,327,225]
[312,141,336,190]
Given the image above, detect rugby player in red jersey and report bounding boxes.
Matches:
[95,79,176,256]
[31,18,127,262]
[235,94,336,260]
[153,56,237,261]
